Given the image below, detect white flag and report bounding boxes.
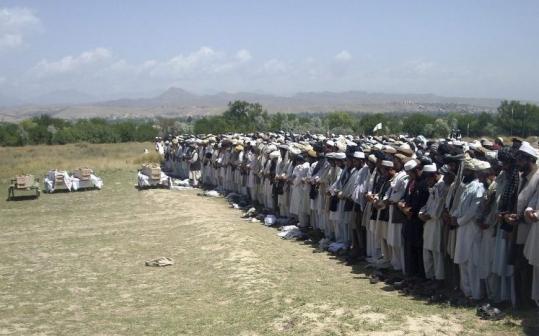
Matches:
[372,123,382,132]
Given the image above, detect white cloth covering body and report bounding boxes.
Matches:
[44,170,72,193]
[137,171,170,188]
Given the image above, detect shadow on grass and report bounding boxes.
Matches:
[288,228,539,333]
[6,195,40,202]
[198,184,539,333]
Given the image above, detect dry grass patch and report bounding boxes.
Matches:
[0,142,153,182]
[0,143,536,335]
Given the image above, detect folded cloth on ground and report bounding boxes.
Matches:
[203,190,221,197]
[264,214,277,226]
[242,207,257,218]
[173,178,191,187]
[328,242,348,253]
[277,225,305,239]
[145,257,174,267]
[171,185,193,191]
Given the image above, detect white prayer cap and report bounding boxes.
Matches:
[422,163,437,173]
[346,140,358,147]
[353,151,365,159]
[404,160,418,171]
[381,160,394,168]
[326,140,335,147]
[249,140,256,146]
[368,154,377,163]
[334,152,346,160]
[269,151,281,159]
[373,143,383,151]
[518,141,538,158]
[475,160,491,171]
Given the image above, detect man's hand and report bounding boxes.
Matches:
[504,213,520,225]
[525,209,538,222]
[418,213,431,222]
[401,206,412,219]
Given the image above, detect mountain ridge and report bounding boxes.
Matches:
[0,87,518,122]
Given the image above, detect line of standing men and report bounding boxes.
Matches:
[159,133,539,310]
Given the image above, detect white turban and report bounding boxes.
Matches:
[334,152,346,160]
[422,163,437,173]
[381,160,394,168]
[353,151,365,159]
[519,141,538,159]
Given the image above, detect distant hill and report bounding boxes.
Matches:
[28,90,98,105]
[0,87,507,121]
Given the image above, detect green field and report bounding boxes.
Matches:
[0,143,536,335]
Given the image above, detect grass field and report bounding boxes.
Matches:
[0,143,537,335]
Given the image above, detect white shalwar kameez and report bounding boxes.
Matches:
[385,170,409,271]
[420,178,447,280]
[290,161,311,227]
[327,166,343,240]
[364,170,379,260]
[276,155,290,217]
[523,190,539,305]
[313,160,331,233]
[453,179,485,299]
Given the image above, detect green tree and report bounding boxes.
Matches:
[402,113,436,136]
[222,100,268,132]
[325,111,355,132]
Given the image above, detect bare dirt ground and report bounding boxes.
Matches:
[0,143,536,335]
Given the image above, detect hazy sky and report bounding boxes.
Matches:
[1,0,538,101]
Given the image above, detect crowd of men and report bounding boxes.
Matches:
[156,132,539,311]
